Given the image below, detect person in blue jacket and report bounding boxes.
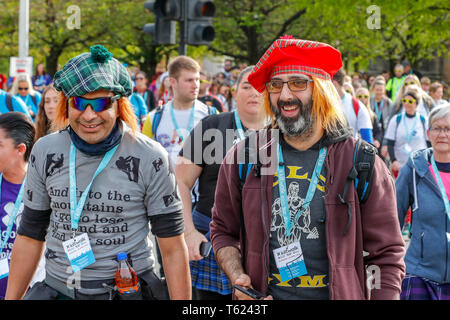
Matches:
[129,92,148,129]
[396,102,450,300]
[0,89,31,118]
[11,74,41,121]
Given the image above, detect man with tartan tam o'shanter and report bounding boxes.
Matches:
[210,36,405,300]
[6,45,192,300]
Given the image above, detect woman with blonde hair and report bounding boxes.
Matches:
[392,74,435,117]
[356,87,383,149]
[11,73,41,120]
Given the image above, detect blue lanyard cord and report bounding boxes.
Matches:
[169,101,196,143]
[0,174,26,253]
[374,100,384,121]
[277,145,327,237]
[430,155,450,222]
[234,110,245,141]
[402,112,418,143]
[69,142,120,233]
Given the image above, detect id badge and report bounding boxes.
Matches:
[62,233,96,273]
[404,143,412,155]
[273,241,307,282]
[0,258,9,280]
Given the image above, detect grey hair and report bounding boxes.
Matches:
[428,102,450,130]
[235,66,255,92]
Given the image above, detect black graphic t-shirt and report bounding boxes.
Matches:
[180,112,246,217]
[268,135,330,300]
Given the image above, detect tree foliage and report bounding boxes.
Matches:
[0,0,448,77]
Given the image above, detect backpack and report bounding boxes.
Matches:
[237,137,377,239]
[151,104,218,138]
[394,112,426,140]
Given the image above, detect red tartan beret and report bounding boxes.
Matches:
[248,37,342,93]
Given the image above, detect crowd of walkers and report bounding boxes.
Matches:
[0,38,449,301]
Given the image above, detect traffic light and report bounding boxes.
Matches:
[143,0,180,45]
[185,0,215,45]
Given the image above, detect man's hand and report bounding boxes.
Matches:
[184,229,208,261]
[233,274,273,300]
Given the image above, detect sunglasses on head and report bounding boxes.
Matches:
[357,94,369,99]
[265,78,313,93]
[401,98,416,104]
[69,94,121,112]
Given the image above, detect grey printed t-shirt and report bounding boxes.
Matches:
[23,125,183,282]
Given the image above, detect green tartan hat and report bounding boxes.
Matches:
[53,45,132,97]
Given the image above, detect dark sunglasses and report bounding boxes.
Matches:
[357,94,369,99]
[69,94,121,112]
[404,81,416,86]
[266,78,313,93]
[18,87,29,91]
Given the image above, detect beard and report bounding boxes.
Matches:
[270,98,314,137]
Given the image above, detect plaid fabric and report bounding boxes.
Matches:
[53,46,132,98]
[401,274,450,300]
[190,249,232,295]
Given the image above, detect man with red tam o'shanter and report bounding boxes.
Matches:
[210,36,405,300]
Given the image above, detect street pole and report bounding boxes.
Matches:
[179,0,187,55]
[18,0,29,58]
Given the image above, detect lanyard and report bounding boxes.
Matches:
[69,142,120,236]
[430,155,450,222]
[374,99,384,121]
[169,101,195,143]
[0,174,26,253]
[234,110,245,140]
[277,144,327,237]
[402,112,418,143]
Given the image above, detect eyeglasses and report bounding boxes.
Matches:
[345,89,353,94]
[265,78,313,93]
[430,127,450,135]
[404,81,416,86]
[356,94,369,99]
[135,77,145,81]
[18,87,29,91]
[69,94,121,112]
[200,79,210,84]
[401,98,416,104]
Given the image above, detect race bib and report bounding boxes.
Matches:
[273,241,307,282]
[62,233,96,273]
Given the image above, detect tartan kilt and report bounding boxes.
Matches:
[401,274,450,300]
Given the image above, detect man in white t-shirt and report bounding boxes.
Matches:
[142,56,216,166]
[332,69,373,143]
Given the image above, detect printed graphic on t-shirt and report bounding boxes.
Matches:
[268,145,330,299]
[115,156,140,183]
[45,153,64,177]
[271,166,326,244]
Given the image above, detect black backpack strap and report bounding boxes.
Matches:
[338,139,377,235]
[5,93,13,112]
